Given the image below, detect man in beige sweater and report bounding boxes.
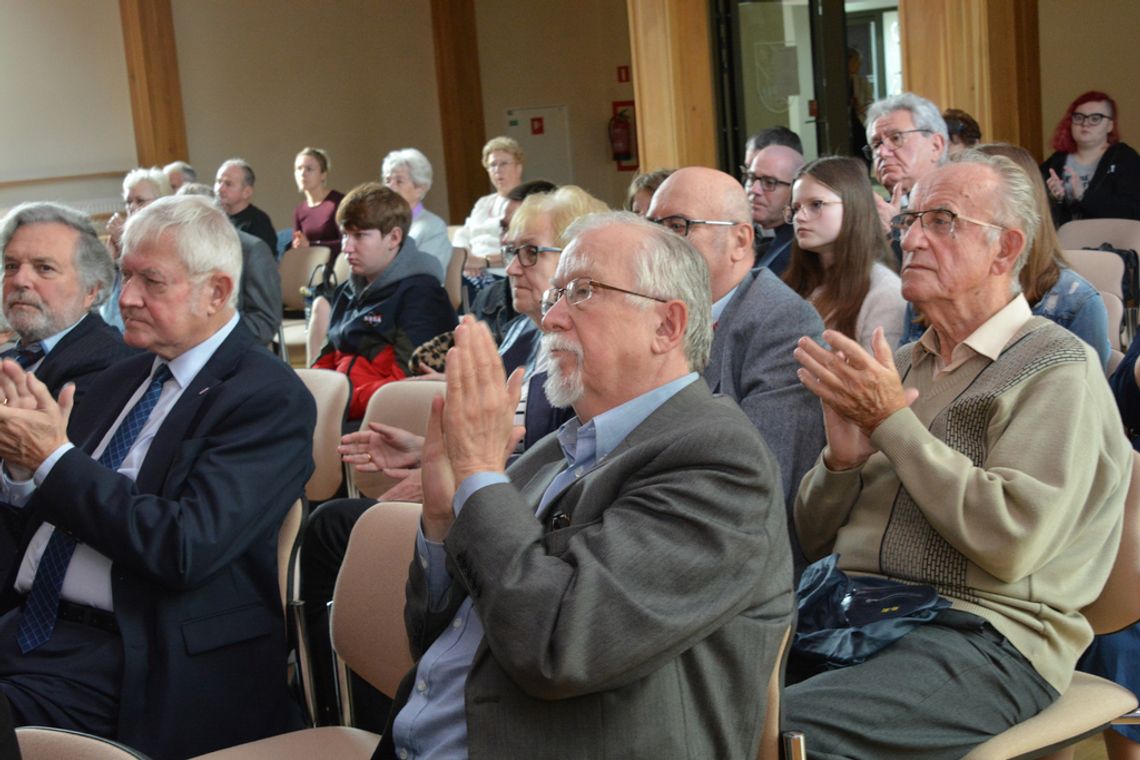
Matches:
[785,152,1132,758]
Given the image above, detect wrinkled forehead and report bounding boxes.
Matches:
[910,163,997,214]
[870,109,917,136]
[554,225,640,285]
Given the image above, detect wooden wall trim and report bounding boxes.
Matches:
[627,0,717,170]
[431,0,487,225]
[119,0,188,168]
[898,0,1041,158]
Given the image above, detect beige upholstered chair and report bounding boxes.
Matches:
[1102,290,1125,351]
[15,727,152,759]
[961,449,1140,759]
[294,368,350,502]
[346,379,445,499]
[1064,249,1125,301]
[1057,219,1140,254]
[277,246,332,364]
[304,296,332,369]
[190,501,421,759]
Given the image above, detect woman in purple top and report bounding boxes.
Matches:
[292,147,344,256]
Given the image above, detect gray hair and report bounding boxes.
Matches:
[218,158,256,187]
[866,92,949,163]
[562,211,713,372]
[0,202,115,308]
[951,150,1040,290]
[176,183,216,200]
[163,161,197,182]
[123,167,173,200]
[382,148,433,194]
[121,195,243,308]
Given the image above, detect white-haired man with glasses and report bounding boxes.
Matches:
[376,211,793,760]
[865,92,949,236]
[647,166,825,580]
[783,152,1132,757]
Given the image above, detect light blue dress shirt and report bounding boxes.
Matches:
[391,372,700,760]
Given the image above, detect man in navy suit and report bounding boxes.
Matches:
[0,196,315,758]
[0,202,135,402]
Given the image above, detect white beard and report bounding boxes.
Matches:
[541,334,584,409]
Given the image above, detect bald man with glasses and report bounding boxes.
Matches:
[648,167,825,579]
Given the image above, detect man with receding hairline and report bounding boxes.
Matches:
[648,167,825,578]
[745,144,804,275]
[378,211,792,760]
[0,195,314,757]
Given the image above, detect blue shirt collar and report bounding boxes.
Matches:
[555,372,699,472]
[36,312,87,354]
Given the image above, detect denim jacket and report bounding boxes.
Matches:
[899,267,1110,370]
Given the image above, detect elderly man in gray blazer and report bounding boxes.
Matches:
[376,212,793,759]
[648,167,826,580]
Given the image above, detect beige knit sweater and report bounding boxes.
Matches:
[795,317,1132,692]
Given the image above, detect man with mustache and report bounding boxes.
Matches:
[377,212,793,759]
[0,203,134,403]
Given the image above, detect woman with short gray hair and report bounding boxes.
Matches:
[382,148,450,281]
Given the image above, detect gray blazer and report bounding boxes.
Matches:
[378,380,794,759]
[705,267,827,578]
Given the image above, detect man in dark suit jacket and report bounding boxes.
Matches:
[648,167,826,579]
[0,202,136,402]
[377,212,793,759]
[0,196,315,759]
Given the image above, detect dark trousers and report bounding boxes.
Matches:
[783,611,1058,759]
[301,498,391,731]
[0,607,122,739]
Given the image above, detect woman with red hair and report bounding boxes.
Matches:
[1040,90,1140,226]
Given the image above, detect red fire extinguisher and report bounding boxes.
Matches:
[609,109,634,162]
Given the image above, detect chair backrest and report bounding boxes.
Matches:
[1064,249,1125,300]
[1058,218,1140,254]
[332,253,350,288]
[295,368,351,501]
[1082,450,1140,634]
[16,726,151,759]
[1109,348,1126,377]
[306,295,332,368]
[277,498,304,614]
[756,624,793,760]
[348,379,445,499]
[331,501,421,698]
[1101,290,1125,350]
[279,246,331,313]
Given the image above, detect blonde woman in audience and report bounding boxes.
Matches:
[382,147,450,280]
[452,136,524,283]
[292,146,344,256]
[782,156,905,350]
[101,167,172,330]
[899,144,1111,368]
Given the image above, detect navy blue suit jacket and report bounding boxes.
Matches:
[1,320,315,758]
[34,312,137,402]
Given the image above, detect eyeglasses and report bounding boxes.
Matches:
[501,243,562,267]
[650,215,739,238]
[540,277,668,317]
[1071,112,1112,126]
[784,199,843,224]
[890,208,1006,238]
[862,129,933,160]
[486,160,516,170]
[739,168,792,192]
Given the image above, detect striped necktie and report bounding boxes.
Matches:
[16,364,173,652]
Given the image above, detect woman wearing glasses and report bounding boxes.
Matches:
[781,156,906,351]
[452,136,526,286]
[1040,90,1140,227]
